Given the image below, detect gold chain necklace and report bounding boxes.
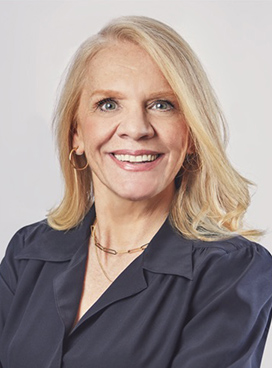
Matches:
[90,225,149,282]
[90,225,149,255]
[94,244,113,282]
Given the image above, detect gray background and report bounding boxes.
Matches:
[0,1,271,366]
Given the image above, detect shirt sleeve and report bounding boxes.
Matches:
[171,242,272,368]
[0,229,25,338]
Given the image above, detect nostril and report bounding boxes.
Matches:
[116,115,155,140]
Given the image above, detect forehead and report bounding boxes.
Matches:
[89,42,153,71]
[83,41,171,92]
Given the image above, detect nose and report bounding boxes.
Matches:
[116,107,155,141]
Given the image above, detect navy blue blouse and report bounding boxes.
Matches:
[0,207,272,368]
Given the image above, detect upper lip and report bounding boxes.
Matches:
[111,150,162,155]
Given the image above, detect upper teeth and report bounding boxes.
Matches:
[114,154,159,162]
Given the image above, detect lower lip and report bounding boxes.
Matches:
[110,154,163,171]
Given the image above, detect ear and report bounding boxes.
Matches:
[72,122,85,155]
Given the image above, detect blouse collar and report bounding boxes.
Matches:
[16,205,193,280]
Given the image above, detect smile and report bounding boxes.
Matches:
[113,154,159,163]
[110,151,163,172]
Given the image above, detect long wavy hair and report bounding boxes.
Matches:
[47,15,262,241]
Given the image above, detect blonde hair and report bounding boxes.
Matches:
[48,15,262,240]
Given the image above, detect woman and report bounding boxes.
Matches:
[0,15,271,368]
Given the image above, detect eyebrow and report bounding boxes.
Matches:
[90,90,124,99]
[90,89,177,99]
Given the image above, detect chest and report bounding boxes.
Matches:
[1,254,191,368]
[73,244,141,325]
[62,269,189,368]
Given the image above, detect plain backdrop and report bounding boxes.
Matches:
[0,1,271,366]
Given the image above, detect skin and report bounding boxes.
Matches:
[72,41,192,322]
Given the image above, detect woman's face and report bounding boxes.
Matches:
[74,42,190,203]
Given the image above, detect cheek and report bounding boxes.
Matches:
[80,118,116,156]
[166,123,189,156]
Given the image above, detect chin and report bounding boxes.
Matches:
[114,186,159,202]
[121,194,154,202]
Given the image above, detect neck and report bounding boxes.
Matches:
[93,184,175,252]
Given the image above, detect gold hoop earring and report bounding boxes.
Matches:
[69,147,88,171]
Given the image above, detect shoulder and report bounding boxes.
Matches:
[1,219,63,267]
[192,234,270,254]
[190,235,272,279]
[3,219,49,259]
[0,219,50,294]
[2,210,93,264]
[184,236,272,315]
[0,217,90,292]
[191,234,272,258]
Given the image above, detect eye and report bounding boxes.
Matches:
[149,100,174,111]
[96,98,118,112]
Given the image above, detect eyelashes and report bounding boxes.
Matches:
[148,100,175,111]
[96,98,118,112]
[94,98,176,112]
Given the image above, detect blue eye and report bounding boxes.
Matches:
[97,99,118,111]
[150,100,174,111]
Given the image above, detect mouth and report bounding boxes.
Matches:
[112,153,160,163]
[109,150,163,171]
